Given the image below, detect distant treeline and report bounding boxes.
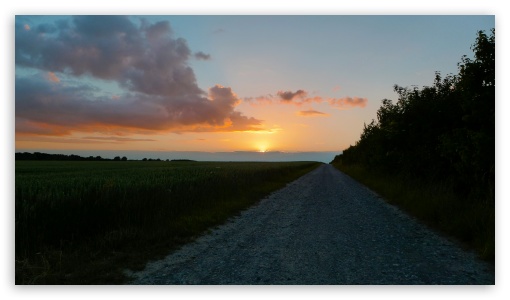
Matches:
[15,152,115,161]
[15,152,196,162]
[332,29,494,201]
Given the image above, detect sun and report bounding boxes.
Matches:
[257,143,269,153]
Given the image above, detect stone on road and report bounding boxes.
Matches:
[127,164,494,285]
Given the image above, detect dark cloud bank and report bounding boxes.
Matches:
[15,16,260,135]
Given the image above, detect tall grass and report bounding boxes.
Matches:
[15,160,320,284]
[332,162,494,263]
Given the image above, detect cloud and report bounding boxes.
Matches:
[17,133,154,144]
[277,90,308,101]
[243,95,274,106]
[15,75,262,135]
[82,136,156,142]
[245,89,368,110]
[46,72,60,83]
[245,90,313,106]
[15,16,262,135]
[328,97,368,109]
[296,110,329,117]
[194,51,211,60]
[16,135,116,144]
[36,23,58,34]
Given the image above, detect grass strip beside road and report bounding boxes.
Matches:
[331,162,494,263]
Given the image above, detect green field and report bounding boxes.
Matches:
[15,160,321,284]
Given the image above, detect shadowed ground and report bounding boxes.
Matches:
[127,164,494,285]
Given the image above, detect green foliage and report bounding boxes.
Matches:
[15,160,320,284]
[332,29,494,260]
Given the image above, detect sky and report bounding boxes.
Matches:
[14,15,494,156]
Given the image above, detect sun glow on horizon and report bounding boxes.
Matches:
[256,141,269,153]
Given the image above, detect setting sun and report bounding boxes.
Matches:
[257,143,268,153]
[249,138,270,153]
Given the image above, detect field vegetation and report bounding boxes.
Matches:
[331,29,495,261]
[15,160,320,284]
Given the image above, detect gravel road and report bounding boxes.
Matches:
[127,164,494,285]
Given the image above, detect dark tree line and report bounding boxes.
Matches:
[15,152,127,161]
[15,152,194,162]
[332,29,494,200]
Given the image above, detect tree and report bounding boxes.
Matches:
[438,28,495,194]
[337,28,494,193]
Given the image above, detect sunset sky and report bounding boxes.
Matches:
[15,15,494,156]
[5,0,510,297]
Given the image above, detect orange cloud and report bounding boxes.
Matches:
[46,72,60,83]
[296,110,329,117]
[82,136,156,142]
[24,24,30,31]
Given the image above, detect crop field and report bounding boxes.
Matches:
[15,160,320,284]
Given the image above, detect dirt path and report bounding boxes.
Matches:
[127,164,494,284]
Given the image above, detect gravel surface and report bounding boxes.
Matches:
[127,164,494,285]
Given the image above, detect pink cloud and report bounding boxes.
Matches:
[244,89,368,110]
[46,72,60,83]
[328,97,368,109]
[296,110,329,117]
